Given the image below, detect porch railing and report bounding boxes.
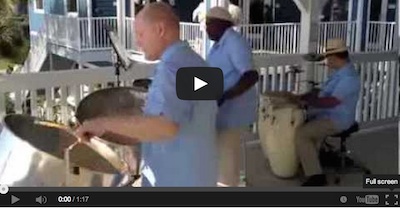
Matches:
[239,23,301,54]
[2,53,398,125]
[43,14,395,55]
[318,21,357,53]
[0,64,155,125]
[366,21,396,52]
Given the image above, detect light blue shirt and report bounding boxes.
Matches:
[308,63,361,131]
[206,28,257,130]
[141,41,218,187]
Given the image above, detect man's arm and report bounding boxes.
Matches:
[219,70,259,105]
[76,67,191,145]
[76,115,179,145]
[305,97,341,108]
[219,37,258,105]
[303,76,360,109]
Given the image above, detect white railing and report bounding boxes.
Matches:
[318,21,357,53]
[366,21,396,52]
[254,52,400,123]
[0,64,155,125]
[239,23,301,54]
[46,14,117,51]
[79,17,118,50]
[179,22,204,55]
[42,14,395,56]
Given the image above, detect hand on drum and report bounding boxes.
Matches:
[75,119,107,143]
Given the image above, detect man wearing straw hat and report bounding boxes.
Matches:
[76,2,218,187]
[205,6,259,187]
[294,38,361,186]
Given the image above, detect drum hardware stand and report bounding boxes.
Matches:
[64,141,79,187]
[112,54,128,87]
[107,26,131,88]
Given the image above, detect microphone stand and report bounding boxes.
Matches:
[107,26,129,87]
[112,51,127,87]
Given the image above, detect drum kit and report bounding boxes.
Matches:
[257,53,324,179]
[258,91,305,178]
[0,79,152,187]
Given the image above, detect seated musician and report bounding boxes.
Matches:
[294,39,361,186]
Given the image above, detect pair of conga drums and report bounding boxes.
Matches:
[258,92,306,178]
[0,79,151,187]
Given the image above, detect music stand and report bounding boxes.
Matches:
[106,27,132,86]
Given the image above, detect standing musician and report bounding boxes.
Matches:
[76,2,218,187]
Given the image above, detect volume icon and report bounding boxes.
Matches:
[36,196,47,204]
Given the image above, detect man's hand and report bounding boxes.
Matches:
[75,118,107,143]
[217,96,226,107]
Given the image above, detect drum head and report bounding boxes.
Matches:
[75,87,144,124]
[3,114,126,174]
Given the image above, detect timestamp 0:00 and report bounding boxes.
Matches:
[58,196,90,203]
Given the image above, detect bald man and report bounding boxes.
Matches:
[76,2,218,187]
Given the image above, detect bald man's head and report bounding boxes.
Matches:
[137,2,179,30]
[134,2,181,61]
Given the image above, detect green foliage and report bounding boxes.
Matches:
[0,0,29,67]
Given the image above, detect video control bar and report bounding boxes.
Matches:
[0,191,399,207]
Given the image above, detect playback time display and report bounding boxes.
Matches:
[58,195,90,203]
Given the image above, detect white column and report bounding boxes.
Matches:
[117,0,126,46]
[346,0,353,48]
[294,0,321,93]
[355,0,364,52]
[202,0,212,59]
[395,0,399,54]
[239,0,250,24]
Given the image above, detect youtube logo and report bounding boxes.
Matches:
[176,67,223,100]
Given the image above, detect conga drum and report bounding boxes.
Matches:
[258,92,305,178]
[0,114,130,187]
[75,83,150,186]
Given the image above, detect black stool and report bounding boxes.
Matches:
[320,123,371,184]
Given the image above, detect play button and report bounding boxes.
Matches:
[11,195,20,204]
[194,77,208,91]
[177,67,223,100]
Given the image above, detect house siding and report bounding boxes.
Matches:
[28,0,45,32]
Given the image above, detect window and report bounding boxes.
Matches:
[67,0,78,13]
[34,0,44,13]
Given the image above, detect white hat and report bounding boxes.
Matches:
[323,39,348,56]
[206,7,234,23]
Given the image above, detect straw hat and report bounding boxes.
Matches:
[206,7,234,23]
[323,39,348,56]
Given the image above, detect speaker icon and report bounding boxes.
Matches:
[36,195,47,204]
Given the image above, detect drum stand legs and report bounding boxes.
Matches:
[64,142,79,187]
[241,126,254,187]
